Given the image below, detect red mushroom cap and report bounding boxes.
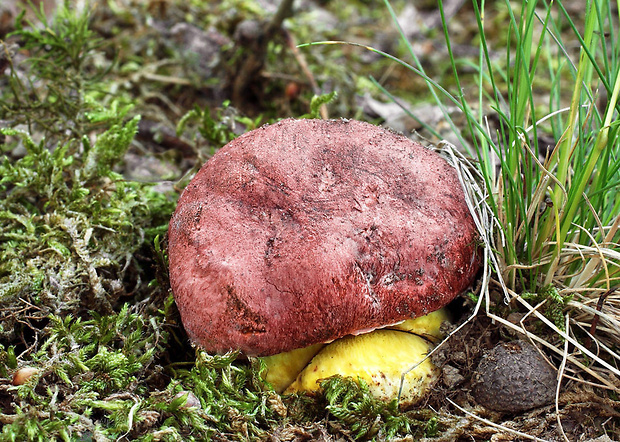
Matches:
[168,118,480,356]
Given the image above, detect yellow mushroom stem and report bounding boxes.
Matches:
[259,343,325,393]
[260,308,450,405]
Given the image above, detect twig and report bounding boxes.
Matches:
[585,287,615,349]
[446,398,552,442]
[137,72,192,86]
[283,29,328,119]
[266,0,294,36]
[232,0,294,105]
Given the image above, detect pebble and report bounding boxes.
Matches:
[473,341,558,413]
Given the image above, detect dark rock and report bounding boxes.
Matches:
[473,340,558,413]
[168,23,231,79]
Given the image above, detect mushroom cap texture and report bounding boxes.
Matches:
[168,118,480,356]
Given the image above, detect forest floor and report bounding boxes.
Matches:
[1,0,618,440]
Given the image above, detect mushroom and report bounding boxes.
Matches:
[473,341,558,413]
[168,118,480,402]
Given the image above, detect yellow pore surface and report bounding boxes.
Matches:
[285,330,438,406]
[261,307,448,404]
[261,343,325,393]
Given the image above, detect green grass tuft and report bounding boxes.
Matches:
[375,0,620,399]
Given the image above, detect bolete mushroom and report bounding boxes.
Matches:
[168,118,480,402]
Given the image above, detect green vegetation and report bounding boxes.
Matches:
[319,376,437,440]
[1,0,618,440]
[394,0,620,289]
[0,6,173,324]
[375,0,620,392]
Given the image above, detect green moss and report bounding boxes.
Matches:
[522,285,573,331]
[1,301,165,439]
[0,114,172,316]
[319,376,438,440]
